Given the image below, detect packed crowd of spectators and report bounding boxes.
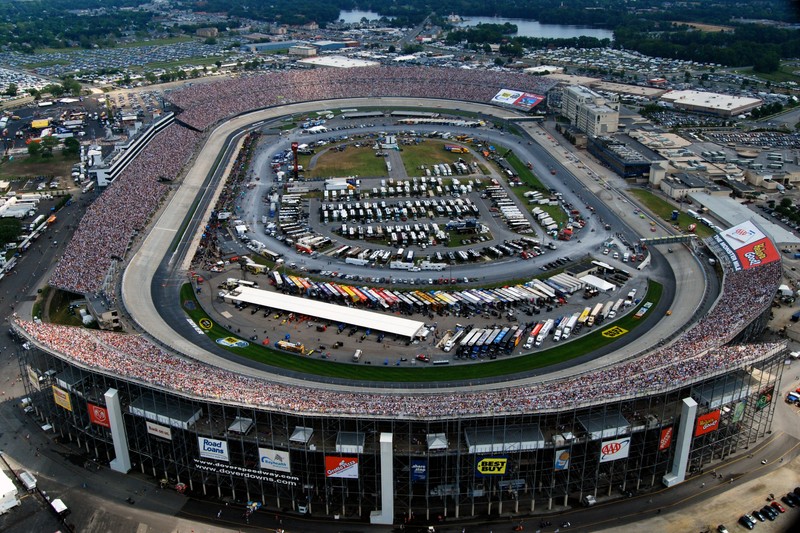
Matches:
[167,66,558,132]
[49,124,201,294]
[16,256,783,418]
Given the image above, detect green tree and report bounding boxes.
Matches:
[4,83,17,96]
[63,137,80,156]
[27,141,42,158]
[39,136,59,158]
[780,197,793,208]
[753,51,780,73]
[0,218,22,245]
[388,45,396,53]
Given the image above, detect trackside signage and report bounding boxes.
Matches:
[476,457,508,476]
[599,437,631,463]
[194,458,299,486]
[198,437,229,462]
[325,456,359,479]
[259,448,291,473]
[146,421,172,440]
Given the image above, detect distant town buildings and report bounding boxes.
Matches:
[195,27,219,38]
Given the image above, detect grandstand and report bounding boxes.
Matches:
[17,67,787,525]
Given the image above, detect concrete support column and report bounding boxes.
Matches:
[663,397,697,487]
[105,388,131,474]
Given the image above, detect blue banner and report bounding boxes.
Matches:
[411,459,427,482]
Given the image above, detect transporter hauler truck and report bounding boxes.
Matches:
[535,319,555,347]
[274,340,305,354]
[444,329,466,352]
[552,316,570,342]
[608,298,624,319]
[562,313,579,340]
[600,301,615,323]
[586,303,604,327]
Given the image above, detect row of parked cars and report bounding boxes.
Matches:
[736,487,800,529]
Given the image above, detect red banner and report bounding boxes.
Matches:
[88,403,110,428]
[734,237,780,270]
[695,410,720,436]
[324,456,359,479]
[658,426,673,451]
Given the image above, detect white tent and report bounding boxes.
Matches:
[426,433,448,451]
[579,274,616,293]
[228,417,254,434]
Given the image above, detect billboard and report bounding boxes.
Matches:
[658,427,673,451]
[52,385,72,411]
[490,89,545,111]
[695,410,721,436]
[325,456,359,479]
[755,386,774,411]
[259,448,291,473]
[711,220,780,272]
[146,421,172,440]
[87,403,110,428]
[732,402,746,423]
[599,437,631,463]
[476,457,508,476]
[554,449,570,471]
[198,437,229,462]
[411,459,427,482]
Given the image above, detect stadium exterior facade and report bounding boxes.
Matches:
[15,327,785,521]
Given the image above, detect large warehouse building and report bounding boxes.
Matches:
[659,90,762,117]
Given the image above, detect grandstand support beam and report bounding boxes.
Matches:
[662,397,697,487]
[370,432,394,525]
[105,388,132,473]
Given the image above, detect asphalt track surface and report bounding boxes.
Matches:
[121,97,705,394]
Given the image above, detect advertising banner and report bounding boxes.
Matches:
[325,456,359,479]
[732,402,746,423]
[198,437,229,462]
[27,366,41,390]
[658,427,673,451]
[713,221,779,271]
[695,410,721,436]
[259,448,291,473]
[600,437,631,463]
[52,385,72,412]
[476,457,508,476]
[146,421,172,440]
[87,403,110,428]
[755,386,774,411]
[490,89,545,111]
[554,449,570,471]
[411,459,427,482]
[194,458,299,486]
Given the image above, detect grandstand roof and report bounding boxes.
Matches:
[225,286,426,338]
[297,56,379,68]
[688,192,800,245]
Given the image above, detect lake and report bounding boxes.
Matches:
[337,11,614,41]
[454,16,614,40]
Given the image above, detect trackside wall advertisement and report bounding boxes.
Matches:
[325,456,359,479]
[411,459,427,482]
[599,437,631,463]
[52,385,72,411]
[198,437,229,462]
[658,426,673,451]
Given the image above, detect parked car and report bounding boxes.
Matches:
[738,515,755,530]
[751,510,765,522]
[770,501,785,513]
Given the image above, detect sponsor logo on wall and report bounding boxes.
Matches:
[554,449,570,471]
[600,438,631,463]
[259,448,291,473]
[146,421,172,440]
[52,385,72,411]
[198,437,229,462]
[325,456,359,479]
[695,410,721,437]
[88,403,110,428]
[658,427,673,451]
[476,457,508,476]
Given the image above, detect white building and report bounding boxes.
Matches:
[562,85,619,137]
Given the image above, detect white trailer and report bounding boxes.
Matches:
[535,319,555,346]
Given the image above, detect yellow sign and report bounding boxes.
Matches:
[52,385,73,412]
[199,318,213,330]
[601,326,628,338]
[476,457,508,475]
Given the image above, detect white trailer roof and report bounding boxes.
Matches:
[226,286,425,339]
[579,274,616,292]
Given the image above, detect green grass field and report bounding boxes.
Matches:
[0,154,78,181]
[180,280,662,382]
[400,141,472,174]
[630,189,714,238]
[300,145,388,178]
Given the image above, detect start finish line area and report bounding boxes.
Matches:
[223,286,426,340]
